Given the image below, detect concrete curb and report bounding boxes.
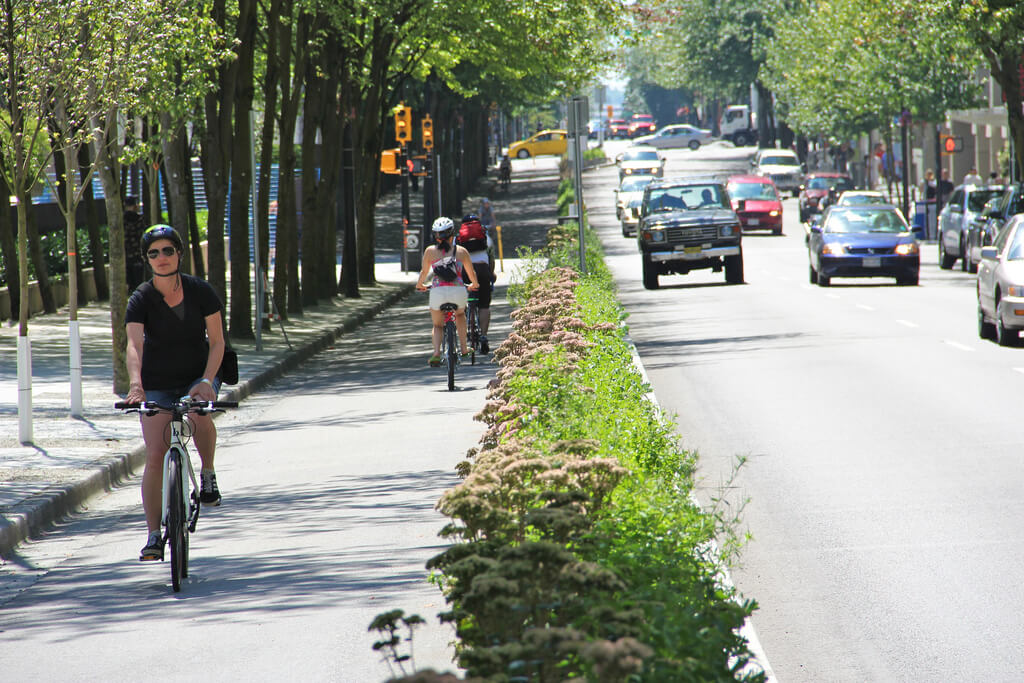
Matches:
[0,282,416,559]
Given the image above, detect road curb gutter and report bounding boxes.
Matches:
[0,282,415,560]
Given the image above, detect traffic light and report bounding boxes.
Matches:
[422,115,433,150]
[394,103,412,145]
[379,148,402,174]
[942,135,963,154]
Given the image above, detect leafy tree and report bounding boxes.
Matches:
[940,0,1024,178]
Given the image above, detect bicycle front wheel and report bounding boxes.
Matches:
[445,321,457,391]
[467,302,479,365]
[167,450,187,592]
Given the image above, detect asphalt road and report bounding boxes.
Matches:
[589,140,1024,682]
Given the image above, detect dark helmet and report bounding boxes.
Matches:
[462,213,480,224]
[140,224,184,258]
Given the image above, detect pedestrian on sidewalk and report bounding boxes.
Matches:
[963,167,983,186]
[415,217,480,366]
[124,196,146,292]
[124,225,227,561]
[479,197,497,232]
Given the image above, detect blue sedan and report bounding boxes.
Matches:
[808,205,920,286]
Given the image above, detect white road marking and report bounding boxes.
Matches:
[1013,368,1024,376]
[856,304,875,311]
[825,293,840,299]
[896,319,918,328]
[944,340,975,352]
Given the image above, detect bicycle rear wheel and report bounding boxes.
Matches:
[467,301,479,365]
[445,320,457,391]
[167,450,187,592]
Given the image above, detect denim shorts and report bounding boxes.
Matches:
[145,377,221,406]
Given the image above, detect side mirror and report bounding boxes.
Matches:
[737,199,747,212]
[980,246,998,261]
[950,203,962,213]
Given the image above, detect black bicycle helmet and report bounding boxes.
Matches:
[462,213,480,224]
[140,224,183,258]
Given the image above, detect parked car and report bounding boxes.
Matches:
[628,113,657,138]
[615,176,655,237]
[836,190,889,206]
[938,184,1004,270]
[751,148,804,196]
[507,129,568,159]
[587,118,609,139]
[807,205,919,286]
[633,124,714,150]
[608,118,630,139]
[799,172,854,222]
[616,147,665,181]
[636,178,744,289]
[965,183,1023,273]
[977,214,1024,346]
[726,175,783,234]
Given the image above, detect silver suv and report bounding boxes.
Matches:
[938,184,1004,270]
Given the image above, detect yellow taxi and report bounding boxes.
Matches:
[508,129,568,159]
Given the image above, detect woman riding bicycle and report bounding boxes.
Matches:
[124,225,226,561]
[415,216,480,366]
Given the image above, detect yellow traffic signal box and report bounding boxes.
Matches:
[394,103,412,145]
[422,115,434,150]
[380,148,402,174]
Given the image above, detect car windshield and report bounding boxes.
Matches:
[1007,223,1024,260]
[838,193,885,205]
[622,149,660,162]
[620,178,653,192]
[729,182,778,201]
[825,208,908,233]
[807,176,852,190]
[647,185,727,212]
[761,155,799,166]
[968,189,1004,212]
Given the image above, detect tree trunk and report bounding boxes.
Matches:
[160,115,193,275]
[300,59,323,307]
[256,0,282,330]
[184,132,205,278]
[0,172,19,322]
[79,144,108,300]
[94,113,129,393]
[52,143,87,307]
[23,188,56,314]
[228,0,257,339]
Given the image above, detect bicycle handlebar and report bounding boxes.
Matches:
[115,400,239,411]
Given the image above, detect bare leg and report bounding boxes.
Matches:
[429,309,444,356]
[140,412,172,533]
[189,413,217,472]
[456,310,468,353]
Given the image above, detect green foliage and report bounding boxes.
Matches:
[423,210,762,679]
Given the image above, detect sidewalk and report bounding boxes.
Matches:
[0,160,562,561]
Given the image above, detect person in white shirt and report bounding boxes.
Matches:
[963,167,983,185]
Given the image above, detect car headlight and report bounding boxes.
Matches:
[769,210,780,217]
[643,229,667,243]
[822,243,845,255]
[894,243,919,256]
[624,168,633,175]
[1008,285,1024,297]
[650,167,660,172]
[719,223,741,237]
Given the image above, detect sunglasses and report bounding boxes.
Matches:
[147,246,177,259]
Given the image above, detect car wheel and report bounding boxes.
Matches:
[688,139,700,151]
[621,222,632,238]
[978,303,997,340]
[961,239,970,272]
[642,254,659,290]
[939,240,955,269]
[897,273,919,286]
[733,132,751,147]
[799,208,808,223]
[818,271,831,287]
[793,190,800,199]
[996,299,1020,346]
[773,226,782,236]
[724,252,744,284]
[809,264,818,284]
[516,149,530,159]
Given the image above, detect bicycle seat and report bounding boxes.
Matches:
[439,303,459,312]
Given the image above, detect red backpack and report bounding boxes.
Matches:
[458,217,488,252]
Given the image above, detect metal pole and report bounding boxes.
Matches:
[249,110,262,351]
[575,130,585,273]
[901,113,911,222]
[400,147,411,271]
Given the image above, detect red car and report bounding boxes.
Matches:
[608,118,630,139]
[727,175,784,235]
[799,172,854,223]
[628,114,656,138]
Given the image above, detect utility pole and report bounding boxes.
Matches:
[568,95,588,273]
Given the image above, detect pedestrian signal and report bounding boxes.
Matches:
[394,103,412,145]
[422,115,434,150]
[606,104,613,119]
[942,135,963,154]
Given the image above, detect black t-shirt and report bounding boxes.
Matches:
[125,274,223,390]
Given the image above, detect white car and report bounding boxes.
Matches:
[751,148,804,196]
[616,148,665,181]
[615,176,654,236]
[633,124,714,150]
[978,214,1024,346]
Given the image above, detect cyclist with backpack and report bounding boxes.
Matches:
[459,214,495,353]
[415,217,480,367]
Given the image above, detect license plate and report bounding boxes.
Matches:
[863,257,881,267]
[684,246,702,254]
[747,218,760,226]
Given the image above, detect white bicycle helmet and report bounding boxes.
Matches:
[431,216,455,240]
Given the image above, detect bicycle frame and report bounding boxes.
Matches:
[161,407,200,534]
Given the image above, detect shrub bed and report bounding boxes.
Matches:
[377,181,761,683]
